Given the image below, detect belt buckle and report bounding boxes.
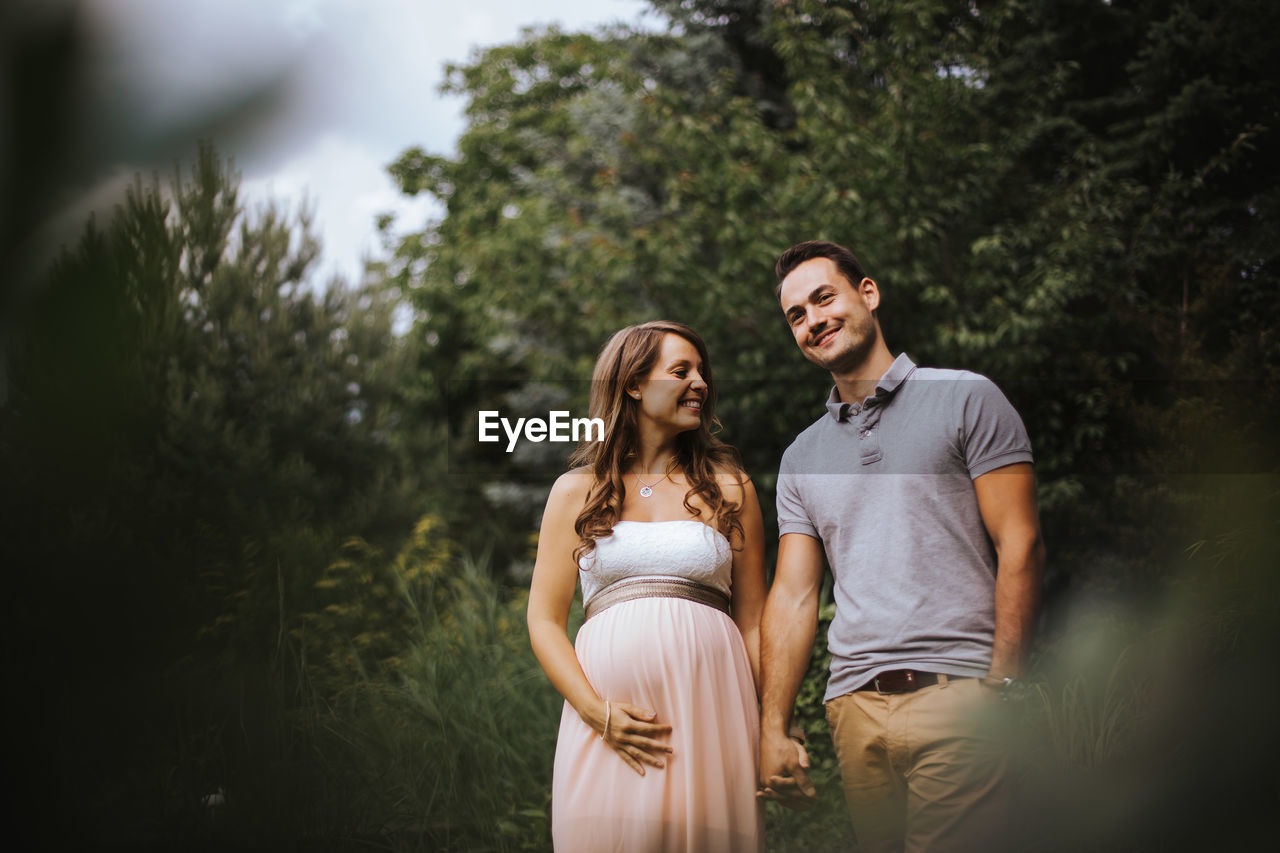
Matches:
[874,670,915,694]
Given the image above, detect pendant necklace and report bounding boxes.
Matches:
[634,465,670,498]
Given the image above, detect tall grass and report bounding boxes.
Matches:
[292,527,565,852]
[1031,644,1151,771]
[168,517,562,850]
[324,555,562,851]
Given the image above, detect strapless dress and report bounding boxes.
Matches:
[551,520,763,852]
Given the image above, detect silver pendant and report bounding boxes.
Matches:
[639,486,654,498]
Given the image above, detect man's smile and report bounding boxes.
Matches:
[811,326,840,348]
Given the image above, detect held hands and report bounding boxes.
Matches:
[595,700,673,776]
[757,724,817,810]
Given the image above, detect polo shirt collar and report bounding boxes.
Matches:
[876,352,917,396]
[823,353,917,422]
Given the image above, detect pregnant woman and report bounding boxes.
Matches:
[527,320,766,851]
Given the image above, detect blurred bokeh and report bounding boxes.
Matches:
[2,0,1278,849]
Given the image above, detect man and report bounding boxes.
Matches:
[757,241,1045,852]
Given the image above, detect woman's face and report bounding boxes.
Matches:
[632,333,708,437]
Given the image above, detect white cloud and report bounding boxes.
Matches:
[85,0,656,284]
[240,133,440,286]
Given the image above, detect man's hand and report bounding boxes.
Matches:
[757,726,817,809]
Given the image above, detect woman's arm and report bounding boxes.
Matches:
[727,473,767,696]
[526,471,672,775]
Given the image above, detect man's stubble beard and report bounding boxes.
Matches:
[804,313,879,374]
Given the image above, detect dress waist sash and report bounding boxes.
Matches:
[583,576,731,622]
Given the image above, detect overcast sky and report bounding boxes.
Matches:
[87,0,656,284]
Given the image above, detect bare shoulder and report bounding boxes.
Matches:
[712,463,754,504]
[548,467,594,508]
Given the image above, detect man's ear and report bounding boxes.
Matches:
[859,277,880,313]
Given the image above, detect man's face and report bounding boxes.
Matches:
[778,257,880,373]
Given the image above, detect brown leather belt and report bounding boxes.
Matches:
[583,577,731,622]
[859,669,943,694]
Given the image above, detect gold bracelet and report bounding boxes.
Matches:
[601,700,611,742]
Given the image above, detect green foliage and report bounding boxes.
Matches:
[0,142,425,844]
[285,523,563,852]
[297,516,454,699]
[1031,644,1152,771]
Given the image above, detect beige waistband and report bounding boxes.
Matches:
[583,577,731,622]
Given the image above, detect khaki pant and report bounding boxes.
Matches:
[825,677,1009,853]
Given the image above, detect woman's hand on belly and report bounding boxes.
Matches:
[601,701,674,776]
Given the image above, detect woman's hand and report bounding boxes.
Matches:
[596,700,673,776]
[757,724,816,809]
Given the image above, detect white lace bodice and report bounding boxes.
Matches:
[578,519,734,606]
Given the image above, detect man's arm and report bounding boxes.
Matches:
[973,462,1045,681]
[757,532,825,807]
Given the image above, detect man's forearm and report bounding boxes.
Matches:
[988,535,1045,679]
[760,589,819,734]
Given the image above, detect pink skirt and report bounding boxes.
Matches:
[551,596,763,852]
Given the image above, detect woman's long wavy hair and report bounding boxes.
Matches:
[567,321,744,566]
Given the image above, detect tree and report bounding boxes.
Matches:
[0,142,425,842]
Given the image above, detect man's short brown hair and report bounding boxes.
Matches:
[775,241,868,300]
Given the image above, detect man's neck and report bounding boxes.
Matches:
[830,344,897,406]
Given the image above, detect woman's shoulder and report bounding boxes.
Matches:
[710,462,753,500]
[545,467,596,516]
[551,466,596,497]
[709,458,750,481]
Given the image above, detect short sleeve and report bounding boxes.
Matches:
[958,375,1034,478]
[776,449,820,539]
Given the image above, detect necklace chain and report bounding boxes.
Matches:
[633,461,672,498]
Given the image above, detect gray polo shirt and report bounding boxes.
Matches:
[776,353,1033,701]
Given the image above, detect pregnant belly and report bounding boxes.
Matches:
[574,596,747,704]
